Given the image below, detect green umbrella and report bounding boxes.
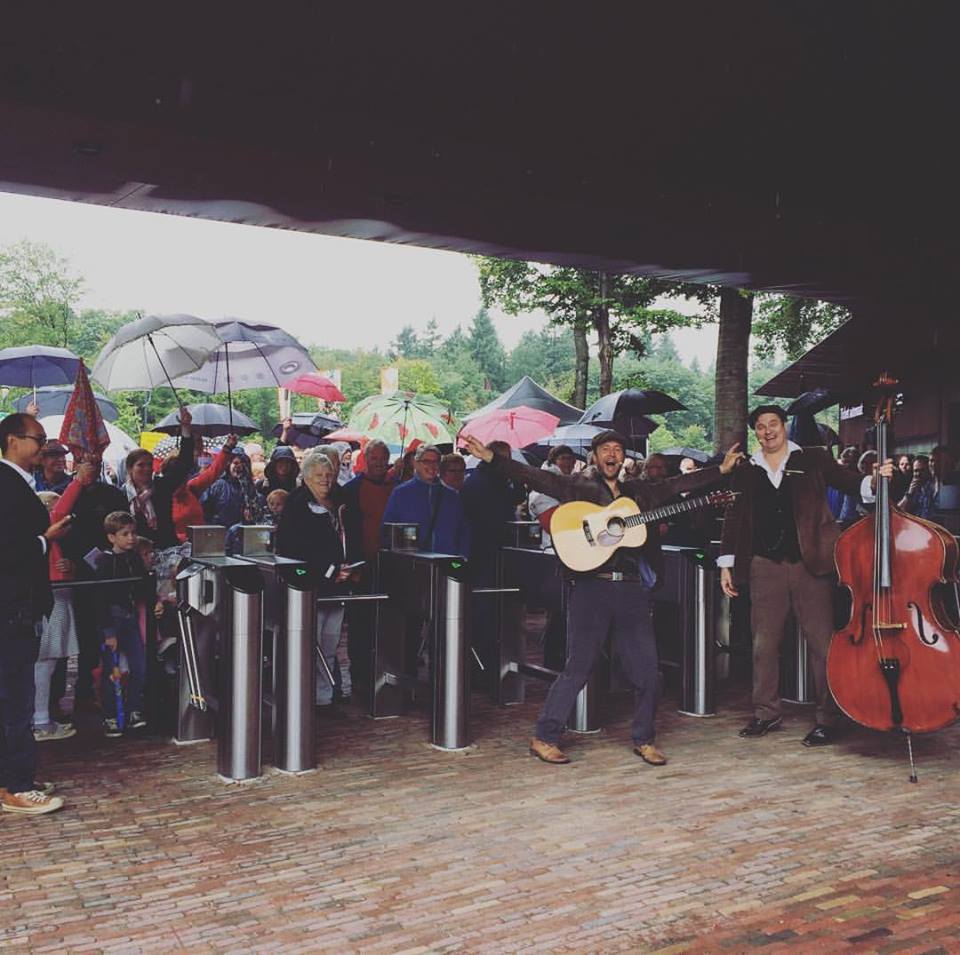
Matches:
[347,391,457,454]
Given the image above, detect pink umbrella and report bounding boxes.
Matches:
[282,372,345,403]
[457,405,559,450]
[323,428,366,444]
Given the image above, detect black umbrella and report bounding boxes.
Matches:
[14,385,118,421]
[270,412,343,448]
[579,389,684,434]
[657,447,711,463]
[785,389,838,415]
[155,402,258,437]
[528,423,646,453]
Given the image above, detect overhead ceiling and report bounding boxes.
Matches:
[1,5,957,313]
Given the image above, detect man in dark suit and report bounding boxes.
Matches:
[718,405,891,747]
[0,413,72,815]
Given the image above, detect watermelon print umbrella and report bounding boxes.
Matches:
[59,360,111,462]
[347,391,457,457]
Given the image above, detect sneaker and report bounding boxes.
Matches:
[103,718,122,738]
[32,781,56,796]
[127,711,147,730]
[33,721,76,742]
[1,789,64,815]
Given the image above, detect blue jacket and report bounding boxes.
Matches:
[202,476,247,528]
[460,462,519,564]
[381,476,470,556]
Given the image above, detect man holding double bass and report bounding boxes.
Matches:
[465,431,742,767]
[718,405,892,746]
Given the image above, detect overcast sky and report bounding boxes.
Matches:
[0,190,718,364]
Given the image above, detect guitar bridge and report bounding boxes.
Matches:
[581,521,595,545]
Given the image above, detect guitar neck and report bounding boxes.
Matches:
[625,493,717,528]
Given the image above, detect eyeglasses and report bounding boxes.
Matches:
[15,433,47,446]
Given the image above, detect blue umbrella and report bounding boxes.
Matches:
[14,385,119,421]
[0,345,81,389]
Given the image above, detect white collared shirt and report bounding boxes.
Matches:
[0,457,47,555]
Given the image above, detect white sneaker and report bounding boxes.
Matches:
[33,721,76,742]
[128,711,147,730]
[1,789,64,815]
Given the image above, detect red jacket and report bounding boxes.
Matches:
[172,449,230,543]
[48,477,85,581]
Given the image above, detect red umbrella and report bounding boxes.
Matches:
[59,360,110,461]
[282,372,345,403]
[457,405,560,450]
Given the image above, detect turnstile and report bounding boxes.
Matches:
[174,526,265,781]
[780,619,815,704]
[378,550,473,750]
[499,547,600,733]
[235,532,316,775]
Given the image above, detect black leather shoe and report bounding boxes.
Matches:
[802,724,837,747]
[738,716,783,738]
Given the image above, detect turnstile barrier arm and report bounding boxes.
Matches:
[176,608,208,712]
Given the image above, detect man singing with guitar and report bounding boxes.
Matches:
[465,431,742,766]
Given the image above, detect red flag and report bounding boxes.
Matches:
[60,360,110,461]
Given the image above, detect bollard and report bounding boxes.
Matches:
[275,569,316,773]
[432,569,471,750]
[218,567,264,781]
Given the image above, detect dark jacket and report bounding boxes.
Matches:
[141,434,196,548]
[60,480,129,574]
[91,549,150,635]
[491,455,721,580]
[0,461,52,620]
[460,462,521,564]
[275,486,361,594]
[256,446,300,497]
[720,446,866,588]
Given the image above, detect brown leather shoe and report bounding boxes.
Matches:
[529,737,570,764]
[634,743,667,766]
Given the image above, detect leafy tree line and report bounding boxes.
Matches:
[2,238,849,454]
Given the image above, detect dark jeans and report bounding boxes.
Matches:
[535,577,659,746]
[100,607,146,719]
[0,619,40,793]
[73,588,100,702]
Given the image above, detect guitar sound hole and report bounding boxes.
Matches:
[606,517,626,539]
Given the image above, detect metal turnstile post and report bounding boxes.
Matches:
[432,568,471,750]
[780,620,815,704]
[275,571,317,773]
[218,567,264,781]
[678,558,717,717]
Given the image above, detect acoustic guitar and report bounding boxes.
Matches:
[550,490,737,572]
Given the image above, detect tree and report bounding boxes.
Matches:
[752,295,850,361]
[0,239,84,348]
[390,325,422,360]
[421,318,442,357]
[476,256,709,398]
[467,308,507,391]
[396,357,441,396]
[714,288,754,454]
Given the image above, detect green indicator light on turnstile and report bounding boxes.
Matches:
[696,552,705,560]
[450,561,463,569]
[295,568,307,576]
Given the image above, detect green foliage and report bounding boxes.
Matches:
[467,308,507,390]
[752,295,850,361]
[396,357,441,396]
[506,326,577,387]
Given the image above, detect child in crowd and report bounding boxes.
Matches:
[265,488,289,525]
[93,511,152,738]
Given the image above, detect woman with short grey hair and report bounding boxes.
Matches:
[276,449,360,706]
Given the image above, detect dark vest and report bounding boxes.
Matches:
[751,474,801,562]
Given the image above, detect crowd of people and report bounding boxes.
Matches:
[0,396,937,816]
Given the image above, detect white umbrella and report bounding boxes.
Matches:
[39,414,137,469]
[91,313,223,404]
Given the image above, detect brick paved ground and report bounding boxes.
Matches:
[3,676,959,953]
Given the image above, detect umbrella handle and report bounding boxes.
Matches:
[146,333,186,411]
[224,341,233,429]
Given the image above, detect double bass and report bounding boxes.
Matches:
[827,376,960,763]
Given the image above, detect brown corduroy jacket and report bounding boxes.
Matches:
[720,446,867,587]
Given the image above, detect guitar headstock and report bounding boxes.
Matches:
[706,489,739,507]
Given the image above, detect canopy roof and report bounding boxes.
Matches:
[462,377,583,425]
[1,8,958,314]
